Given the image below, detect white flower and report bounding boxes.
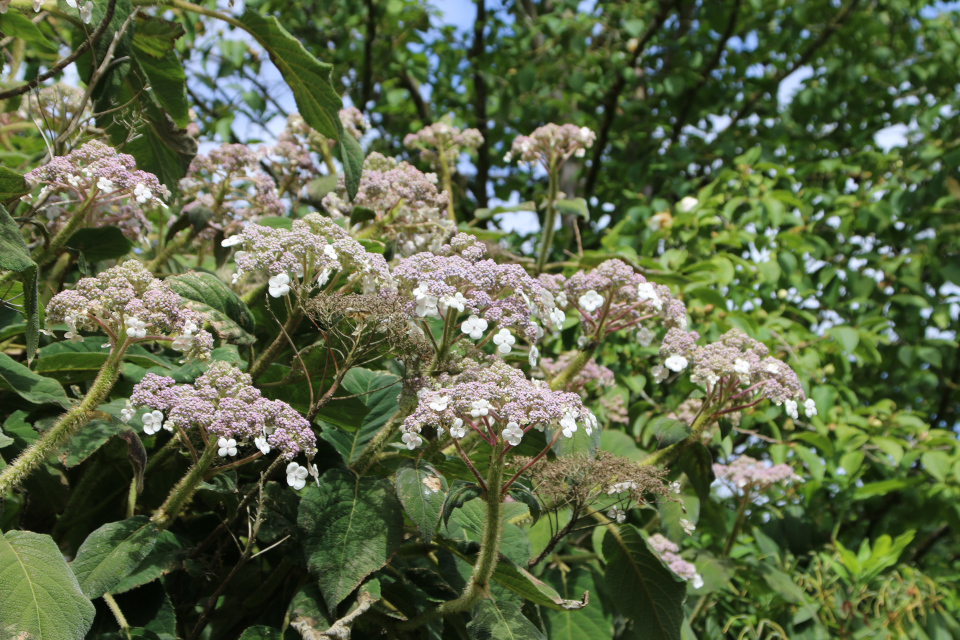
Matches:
[677,196,699,213]
[502,422,523,446]
[607,481,638,494]
[578,290,604,313]
[401,431,423,450]
[670,481,681,494]
[607,507,627,523]
[559,412,578,438]
[64,0,78,7]
[439,292,467,313]
[66,174,83,188]
[461,315,488,340]
[804,398,817,417]
[33,0,42,11]
[80,1,94,23]
[503,152,513,163]
[680,518,696,535]
[286,462,309,490]
[733,358,750,375]
[470,399,490,418]
[449,418,466,439]
[269,273,291,298]
[429,395,450,412]
[323,244,338,260]
[692,573,704,589]
[133,183,152,204]
[96,176,114,193]
[582,412,598,436]
[120,401,135,423]
[785,399,799,420]
[637,327,653,347]
[492,328,515,354]
[217,437,238,457]
[528,345,539,367]
[162,420,174,433]
[574,148,586,158]
[171,333,195,351]
[413,288,440,318]
[548,307,566,330]
[65,329,84,343]
[532,322,544,341]
[765,361,780,374]
[221,235,244,247]
[637,282,663,311]
[125,316,147,339]
[141,410,164,435]
[664,355,688,372]
[652,365,668,383]
[255,436,271,455]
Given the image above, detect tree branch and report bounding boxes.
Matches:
[468,0,490,210]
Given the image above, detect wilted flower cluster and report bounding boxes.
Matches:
[648,534,703,589]
[539,353,614,396]
[129,362,317,465]
[24,140,169,239]
[403,122,484,169]
[17,84,88,127]
[223,213,392,295]
[323,153,453,256]
[392,234,564,349]
[713,456,802,493]
[46,260,213,359]
[402,360,598,449]
[504,123,596,166]
[178,143,284,239]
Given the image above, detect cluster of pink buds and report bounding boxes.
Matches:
[504,123,595,168]
[403,121,484,170]
[648,534,703,589]
[713,456,802,493]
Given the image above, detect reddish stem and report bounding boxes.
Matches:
[501,428,562,496]
[454,439,487,492]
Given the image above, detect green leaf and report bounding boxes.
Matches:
[318,368,400,463]
[0,202,38,361]
[0,352,70,407]
[544,567,613,639]
[507,483,542,526]
[287,584,332,636]
[237,627,284,640]
[555,197,590,220]
[131,15,185,58]
[468,599,546,640]
[602,525,686,640]
[298,468,404,611]
[650,417,691,448]
[0,12,57,52]
[66,226,133,262]
[678,443,714,502]
[166,271,256,344]
[0,166,31,201]
[70,516,160,599]
[0,530,95,640]
[111,530,186,594]
[826,326,859,353]
[238,11,355,199]
[474,201,536,221]
[349,205,377,226]
[58,417,121,468]
[550,423,601,459]
[442,480,484,528]
[395,459,447,544]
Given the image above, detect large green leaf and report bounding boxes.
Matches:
[0,12,57,52]
[395,459,447,544]
[468,599,545,640]
[70,516,160,599]
[287,584,332,636]
[441,481,483,529]
[543,567,612,639]
[0,530,95,640]
[602,525,686,640]
[111,530,187,594]
[66,226,133,263]
[165,271,256,344]
[0,202,38,360]
[237,10,361,200]
[678,443,714,503]
[318,368,400,463]
[298,468,403,611]
[35,338,172,384]
[0,167,31,201]
[549,423,601,458]
[0,352,70,407]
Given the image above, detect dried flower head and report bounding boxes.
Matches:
[504,123,595,167]
[130,361,316,462]
[46,259,213,359]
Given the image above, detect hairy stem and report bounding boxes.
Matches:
[535,164,560,274]
[548,341,598,391]
[103,593,131,640]
[437,149,456,222]
[150,442,218,530]
[0,344,126,495]
[148,227,198,272]
[248,307,304,382]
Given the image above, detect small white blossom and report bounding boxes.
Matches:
[125,316,147,339]
[607,506,627,523]
[217,437,238,457]
[80,1,93,23]
[785,399,799,420]
[133,183,152,204]
[608,481,638,494]
[652,365,669,383]
[677,196,699,213]
[637,282,663,311]
[439,292,467,313]
[449,418,466,439]
[664,355,688,372]
[502,421,524,446]
[692,574,704,589]
[96,176,114,193]
[401,431,423,450]
[221,235,244,247]
[171,333,195,351]
[548,307,566,330]
[528,345,539,367]
[578,290,604,313]
[120,401,135,423]
[733,359,751,375]
[470,399,490,418]
[65,329,84,343]
[255,436,271,455]
[141,410,164,435]
[492,328,515,354]
[286,462,309,490]
[429,395,450,412]
[582,412,598,436]
[637,327,653,347]
[670,481,681,494]
[680,518,696,535]
[804,398,817,417]
[559,411,578,438]
[461,315,488,340]
[268,273,291,298]
[33,0,42,11]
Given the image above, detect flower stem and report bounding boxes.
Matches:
[150,441,218,530]
[641,410,716,468]
[148,227,197,272]
[548,341,598,391]
[437,150,456,222]
[248,307,304,382]
[535,164,560,275]
[0,344,126,495]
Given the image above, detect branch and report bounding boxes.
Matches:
[292,591,378,639]
[468,0,490,210]
[0,0,119,101]
[583,1,671,198]
[397,68,432,123]
[361,0,378,110]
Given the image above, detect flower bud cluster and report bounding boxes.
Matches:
[392,233,563,344]
[712,456,802,493]
[129,361,316,462]
[24,140,169,239]
[403,122,483,169]
[648,534,703,589]
[504,124,595,166]
[178,143,284,238]
[46,260,213,359]
[223,213,393,295]
[322,153,453,256]
[401,360,597,449]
